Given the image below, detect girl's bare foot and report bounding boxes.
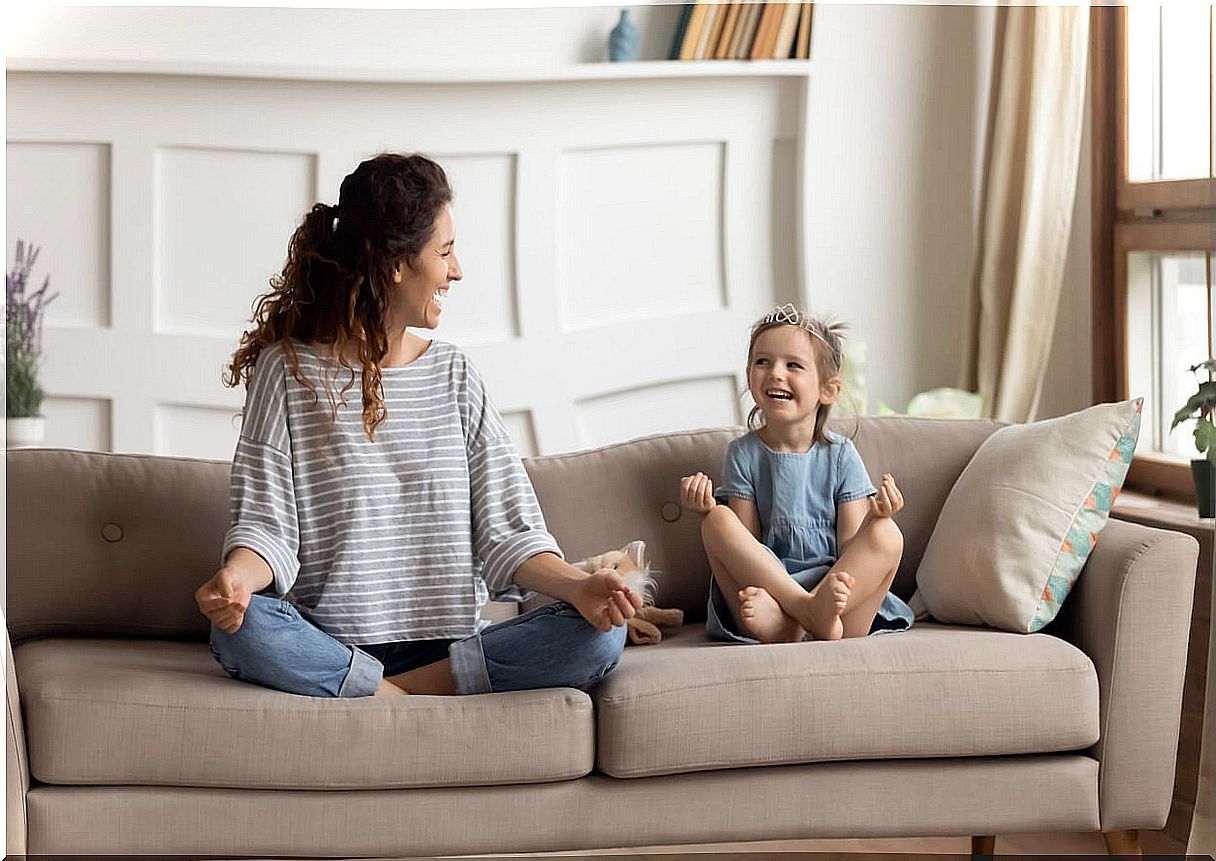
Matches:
[375,679,409,697]
[789,572,853,641]
[737,586,804,644]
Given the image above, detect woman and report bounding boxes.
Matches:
[195,153,639,697]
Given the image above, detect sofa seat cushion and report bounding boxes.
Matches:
[17,639,594,789]
[593,622,1099,778]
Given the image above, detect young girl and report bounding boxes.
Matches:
[680,304,914,643]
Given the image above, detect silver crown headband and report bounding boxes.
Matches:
[757,303,844,368]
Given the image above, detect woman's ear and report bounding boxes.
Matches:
[391,265,403,285]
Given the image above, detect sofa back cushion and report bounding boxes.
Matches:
[6,449,227,645]
[839,416,1003,599]
[6,416,1000,642]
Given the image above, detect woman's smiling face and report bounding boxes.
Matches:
[392,204,462,330]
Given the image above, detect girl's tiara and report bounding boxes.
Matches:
[757,303,846,368]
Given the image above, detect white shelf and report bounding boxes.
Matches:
[7,57,811,85]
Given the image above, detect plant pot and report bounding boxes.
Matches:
[6,416,46,448]
[1192,459,1215,518]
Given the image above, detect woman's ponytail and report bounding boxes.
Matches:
[224,202,341,389]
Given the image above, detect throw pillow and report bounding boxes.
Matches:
[910,398,1142,633]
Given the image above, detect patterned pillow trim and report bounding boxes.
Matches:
[1030,399,1143,632]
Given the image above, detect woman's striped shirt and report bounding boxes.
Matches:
[221,338,561,645]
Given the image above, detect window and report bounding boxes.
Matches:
[1092,5,1215,501]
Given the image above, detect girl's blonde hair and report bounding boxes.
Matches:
[745,304,848,448]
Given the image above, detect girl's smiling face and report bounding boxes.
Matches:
[391,204,462,331]
[748,325,839,426]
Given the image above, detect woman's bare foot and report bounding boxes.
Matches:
[788,572,853,641]
[737,586,804,643]
[375,679,409,697]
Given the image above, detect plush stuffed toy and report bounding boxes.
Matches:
[574,540,684,645]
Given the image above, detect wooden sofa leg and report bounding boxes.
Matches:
[971,835,996,856]
[1103,829,1141,855]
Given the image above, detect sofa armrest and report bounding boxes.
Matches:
[5,613,28,856]
[1061,517,1198,831]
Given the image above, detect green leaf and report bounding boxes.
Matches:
[1171,381,1216,429]
[1195,419,1214,454]
[1189,358,1216,374]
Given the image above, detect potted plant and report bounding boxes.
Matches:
[1170,358,1216,518]
[6,240,56,447]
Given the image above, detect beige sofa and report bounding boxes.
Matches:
[5,417,1198,857]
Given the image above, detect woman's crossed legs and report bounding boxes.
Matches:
[209,595,626,698]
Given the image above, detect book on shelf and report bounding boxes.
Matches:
[678,2,712,61]
[795,2,813,60]
[668,4,695,60]
[731,3,764,59]
[749,3,784,60]
[714,3,744,60]
[772,2,802,60]
[696,3,727,59]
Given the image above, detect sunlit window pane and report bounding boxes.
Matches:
[1127,5,1212,182]
[1127,252,1212,458]
[1127,6,1158,181]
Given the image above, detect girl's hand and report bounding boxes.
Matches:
[570,568,643,632]
[869,473,904,519]
[680,472,716,515]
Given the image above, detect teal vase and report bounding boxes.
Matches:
[609,9,640,62]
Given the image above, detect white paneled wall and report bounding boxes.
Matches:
[40,396,111,452]
[154,147,318,339]
[559,142,726,329]
[6,142,111,329]
[9,4,1094,435]
[7,67,804,459]
[575,376,741,450]
[438,154,519,346]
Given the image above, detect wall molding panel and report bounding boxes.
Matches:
[154,145,318,339]
[557,140,727,331]
[7,66,808,457]
[575,375,743,451]
[6,140,112,329]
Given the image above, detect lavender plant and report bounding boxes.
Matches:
[6,241,57,418]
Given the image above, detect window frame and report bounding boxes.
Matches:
[1090,5,1216,503]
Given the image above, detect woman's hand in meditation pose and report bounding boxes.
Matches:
[195,548,269,634]
[570,568,644,633]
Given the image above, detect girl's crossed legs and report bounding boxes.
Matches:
[701,505,902,643]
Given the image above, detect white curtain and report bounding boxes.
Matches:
[962,5,1089,423]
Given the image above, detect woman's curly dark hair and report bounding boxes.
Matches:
[224,153,452,441]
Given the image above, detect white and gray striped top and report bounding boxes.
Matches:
[222,338,561,645]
